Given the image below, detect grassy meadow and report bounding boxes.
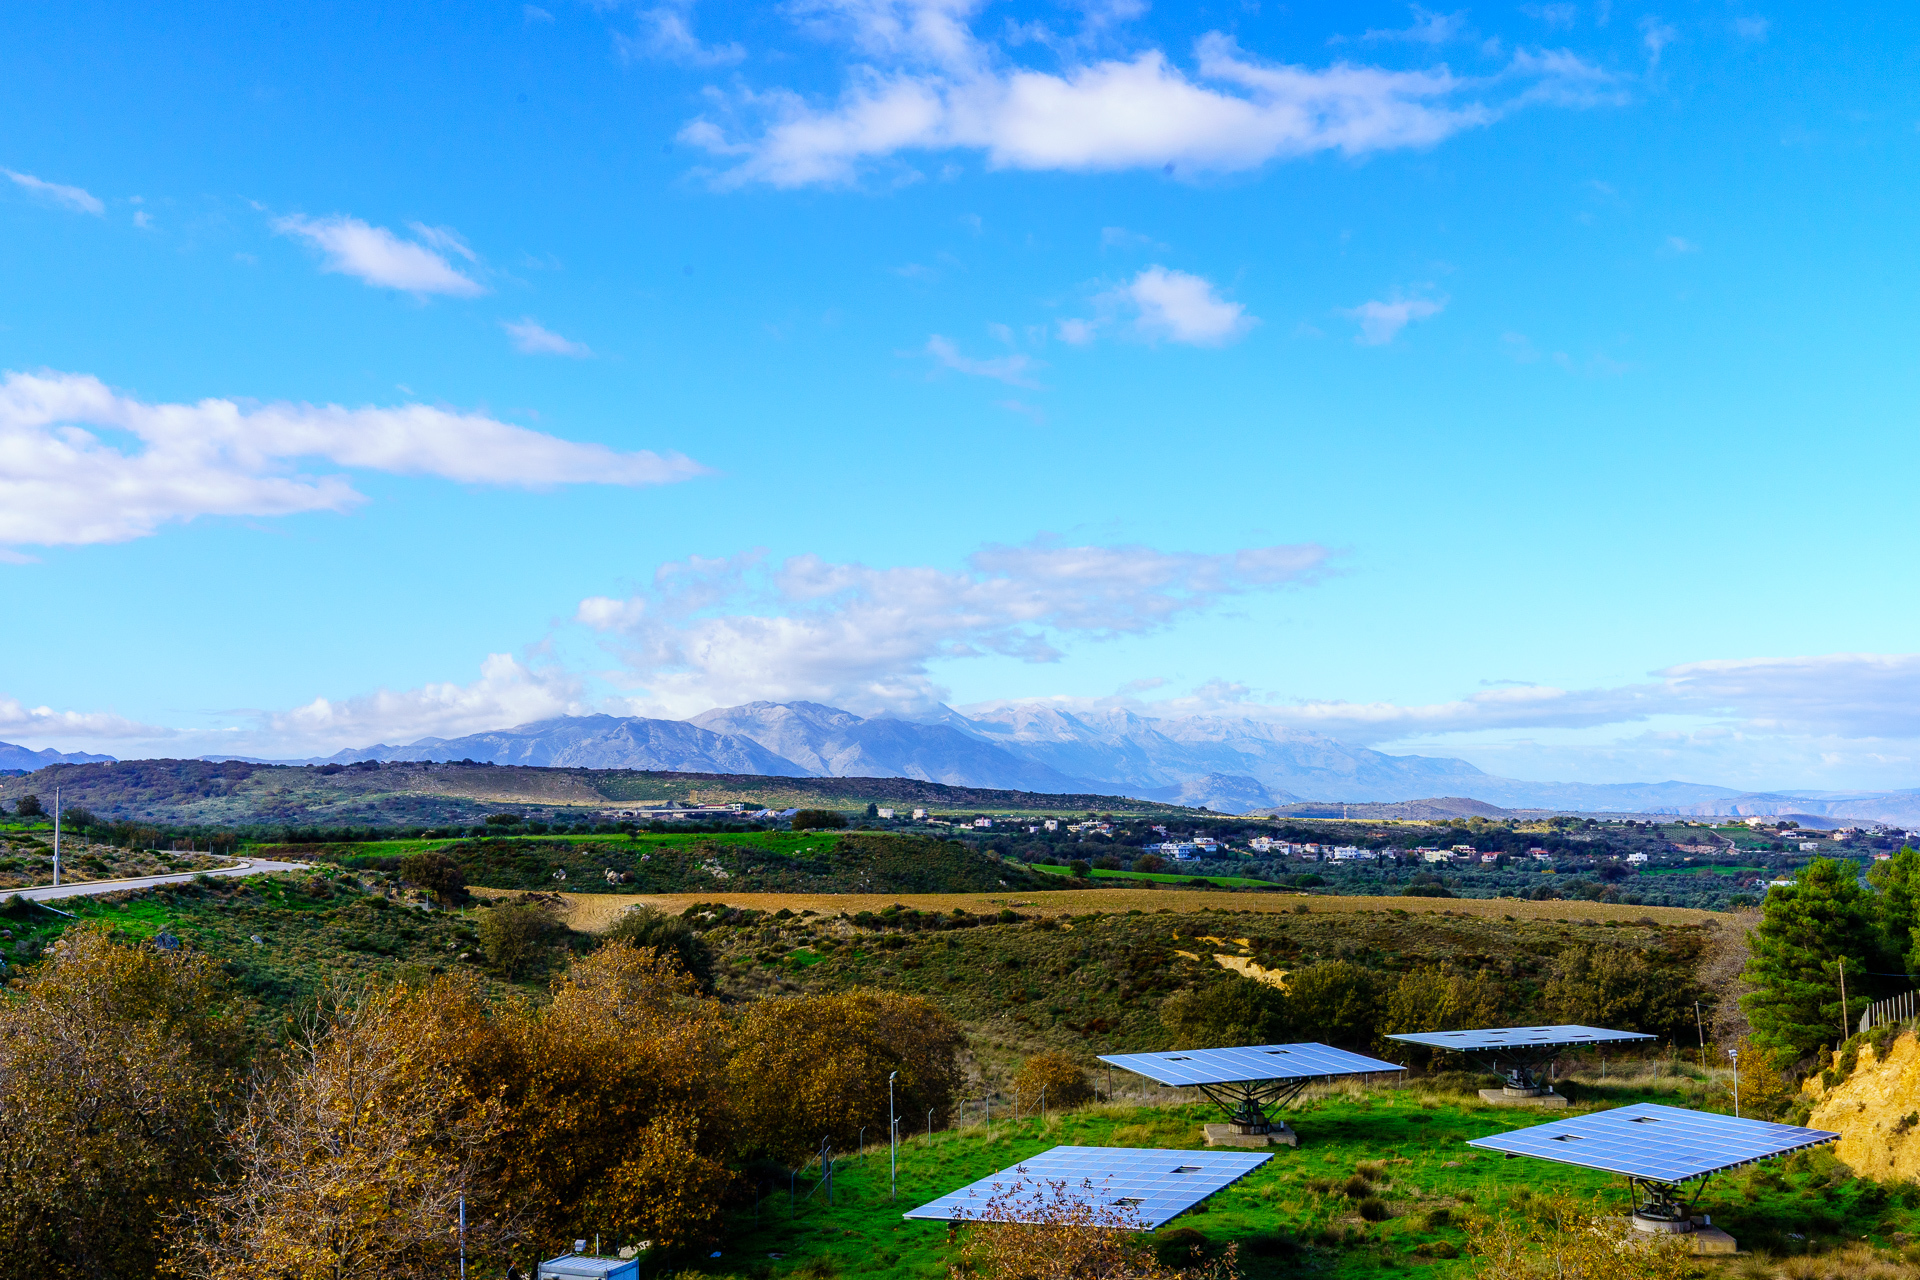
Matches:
[674,1070,1904,1280]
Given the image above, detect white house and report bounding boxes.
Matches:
[876,807,894,819]
[1625,852,1649,864]
[1330,846,1374,860]
[1249,836,1277,853]
[911,808,927,819]
[1043,819,1058,832]
[973,817,993,828]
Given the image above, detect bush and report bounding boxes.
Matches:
[1068,859,1091,878]
[792,809,848,831]
[1132,854,1166,874]
[1011,1051,1095,1111]
[398,851,467,907]
[1092,855,1123,871]
[602,907,714,989]
[477,900,562,978]
[1358,1196,1391,1222]
[484,813,522,826]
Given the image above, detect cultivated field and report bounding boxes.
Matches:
[471,885,1723,933]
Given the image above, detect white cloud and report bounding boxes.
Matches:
[575,537,1332,715]
[924,334,1043,386]
[0,696,170,742]
[1640,16,1677,64]
[1360,6,1470,44]
[503,317,594,357]
[272,214,485,296]
[1057,317,1098,345]
[3,168,104,215]
[620,1,747,66]
[1116,265,1254,345]
[0,369,705,549]
[525,4,554,20]
[679,10,1617,187]
[264,653,582,753]
[407,222,478,262]
[1341,293,1445,344]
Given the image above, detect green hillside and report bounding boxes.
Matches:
[0,758,1181,829]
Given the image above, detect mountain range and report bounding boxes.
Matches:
[71,698,1888,824]
[5,699,1913,822]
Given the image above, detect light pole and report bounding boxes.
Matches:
[51,787,61,887]
[889,1071,898,1201]
[1728,1047,1740,1118]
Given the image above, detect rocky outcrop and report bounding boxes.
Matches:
[1806,1029,1920,1179]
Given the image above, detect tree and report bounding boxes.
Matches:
[15,794,41,818]
[483,812,521,827]
[477,900,562,979]
[729,990,965,1163]
[398,851,467,907]
[792,809,848,831]
[1069,859,1092,879]
[1868,846,1920,975]
[1162,976,1287,1049]
[1285,961,1383,1049]
[1011,1052,1095,1111]
[168,978,509,1280]
[1743,857,1880,1060]
[866,803,879,818]
[487,947,736,1251]
[601,906,714,989]
[1132,854,1166,874]
[1543,945,1699,1040]
[0,927,243,1280]
[1381,967,1506,1062]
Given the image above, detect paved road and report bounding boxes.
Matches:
[2,858,314,905]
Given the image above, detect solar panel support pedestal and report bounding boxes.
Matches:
[1477,1085,1570,1108]
[1204,1122,1297,1149]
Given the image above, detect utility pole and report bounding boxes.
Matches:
[51,787,61,887]
[1729,1047,1740,1118]
[1839,957,1850,1043]
[889,1071,898,1201]
[1694,1001,1707,1070]
[458,1195,467,1280]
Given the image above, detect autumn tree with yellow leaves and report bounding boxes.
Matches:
[0,926,244,1280]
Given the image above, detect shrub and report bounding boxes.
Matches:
[1011,1051,1095,1111]
[398,851,468,907]
[1068,859,1091,878]
[477,900,563,978]
[1132,854,1166,874]
[792,809,848,831]
[1343,1175,1373,1198]
[484,812,522,826]
[1357,1196,1390,1222]
[602,906,714,989]
[1092,855,1123,871]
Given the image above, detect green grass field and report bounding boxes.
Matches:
[678,1077,1901,1280]
[1020,862,1279,889]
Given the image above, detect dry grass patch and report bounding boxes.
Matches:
[472,886,1722,931]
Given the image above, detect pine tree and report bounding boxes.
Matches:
[1742,857,1878,1061]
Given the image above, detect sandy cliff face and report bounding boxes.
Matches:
[1807,1031,1920,1179]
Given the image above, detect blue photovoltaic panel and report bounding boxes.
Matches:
[1387,1024,1655,1052]
[1467,1103,1838,1183]
[1097,1042,1406,1086]
[903,1145,1271,1230]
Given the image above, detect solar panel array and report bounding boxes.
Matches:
[903,1145,1272,1230]
[1386,1024,1655,1052]
[1097,1043,1406,1086]
[1466,1103,1839,1183]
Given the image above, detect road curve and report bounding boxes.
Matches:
[2,859,314,905]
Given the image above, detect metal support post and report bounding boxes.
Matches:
[889,1070,898,1201]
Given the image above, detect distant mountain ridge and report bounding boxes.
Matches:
[169,701,1916,823]
[0,740,115,773]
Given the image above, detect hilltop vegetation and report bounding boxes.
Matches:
[0,758,1179,829]
[315,830,1063,895]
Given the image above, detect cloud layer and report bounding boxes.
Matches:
[0,370,705,548]
[273,214,484,296]
[677,3,1616,187]
[3,168,104,215]
[577,538,1333,714]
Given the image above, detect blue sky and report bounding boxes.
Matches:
[2,0,1918,790]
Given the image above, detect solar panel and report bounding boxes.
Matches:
[1387,1025,1656,1052]
[902,1145,1271,1230]
[1098,1043,1406,1086]
[1467,1103,1839,1183]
